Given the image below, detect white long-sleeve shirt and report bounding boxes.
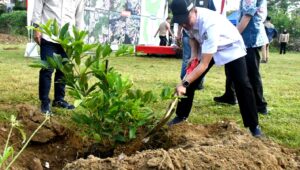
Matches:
[188,7,246,66]
[32,0,85,43]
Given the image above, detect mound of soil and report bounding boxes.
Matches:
[0,104,89,170]
[64,122,300,170]
[0,104,299,170]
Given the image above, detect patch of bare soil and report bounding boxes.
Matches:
[0,33,27,44]
[64,122,300,170]
[0,104,299,170]
[0,104,89,170]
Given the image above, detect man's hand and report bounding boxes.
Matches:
[187,56,198,67]
[176,84,186,96]
[34,31,42,45]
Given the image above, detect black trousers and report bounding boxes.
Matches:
[39,39,67,104]
[159,36,167,46]
[280,42,287,54]
[221,48,267,111]
[176,57,258,128]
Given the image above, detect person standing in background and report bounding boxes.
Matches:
[32,0,85,114]
[154,17,174,46]
[261,16,277,63]
[214,0,269,115]
[279,29,289,54]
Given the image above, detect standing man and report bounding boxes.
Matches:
[168,0,262,137]
[32,0,85,114]
[154,17,174,46]
[214,0,269,115]
[279,29,289,54]
[261,16,277,63]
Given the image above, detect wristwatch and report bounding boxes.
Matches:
[182,80,190,88]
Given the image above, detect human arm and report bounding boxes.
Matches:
[154,27,159,37]
[166,22,174,37]
[176,53,213,95]
[177,25,183,41]
[236,14,251,33]
[32,0,43,45]
[236,0,258,33]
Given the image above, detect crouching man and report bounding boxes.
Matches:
[168,0,262,137]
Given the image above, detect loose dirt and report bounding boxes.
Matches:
[0,104,299,170]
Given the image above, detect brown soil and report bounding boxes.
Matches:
[0,104,299,170]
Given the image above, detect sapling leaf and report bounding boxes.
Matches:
[2,146,14,163]
[59,23,69,40]
[102,45,112,58]
[74,100,82,107]
[129,127,137,139]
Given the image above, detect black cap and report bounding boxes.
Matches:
[170,0,194,24]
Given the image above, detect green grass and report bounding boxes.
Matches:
[0,44,299,148]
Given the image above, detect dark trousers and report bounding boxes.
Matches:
[39,38,67,104]
[176,57,258,128]
[159,36,167,46]
[280,42,287,54]
[222,48,267,111]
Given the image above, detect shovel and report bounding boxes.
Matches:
[142,57,200,143]
[142,92,179,143]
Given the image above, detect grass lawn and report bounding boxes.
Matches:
[0,44,299,148]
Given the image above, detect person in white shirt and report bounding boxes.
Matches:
[32,0,85,114]
[168,0,262,137]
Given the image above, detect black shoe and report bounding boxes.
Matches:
[213,95,237,105]
[167,116,186,126]
[41,102,51,114]
[196,84,204,91]
[249,125,262,137]
[260,60,267,63]
[52,100,75,110]
[258,107,268,115]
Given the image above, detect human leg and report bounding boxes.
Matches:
[225,57,261,136]
[245,48,268,114]
[266,44,270,62]
[280,43,284,54]
[159,36,167,46]
[180,34,191,79]
[39,39,56,113]
[213,66,237,105]
[169,60,215,125]
[52,44,74,109]
[261,44,267,62]
[282,42,287,54]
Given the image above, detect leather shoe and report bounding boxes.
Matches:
[258,107,268,115]
[249,125,262,137]
[52,100,75,110]
[41,102,51,114]
[214,95,237,105]
[167,116,186,126]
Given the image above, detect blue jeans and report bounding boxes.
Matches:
[180,32,205,86]
[39,39,67,104]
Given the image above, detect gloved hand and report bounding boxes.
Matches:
[186,57,200,74]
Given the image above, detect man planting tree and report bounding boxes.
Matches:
[168,0,262,137]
